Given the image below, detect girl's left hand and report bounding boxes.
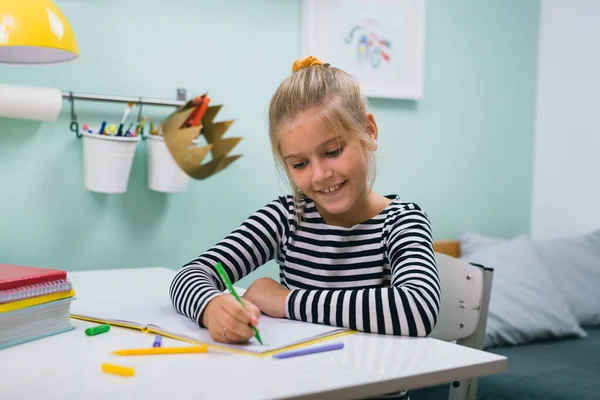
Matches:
[242,277,290,318]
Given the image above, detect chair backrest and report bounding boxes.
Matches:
[429,253,494,351]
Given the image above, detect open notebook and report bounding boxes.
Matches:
[69,268,351,356]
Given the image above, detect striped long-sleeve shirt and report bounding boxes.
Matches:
[169,194,441,337]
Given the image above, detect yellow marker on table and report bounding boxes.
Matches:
[112,345,208,356]
[101,363,135,377]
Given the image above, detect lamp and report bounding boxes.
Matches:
[0,0,79,64]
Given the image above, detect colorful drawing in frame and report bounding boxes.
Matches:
[345,20,393,70]
[302,0,425,100]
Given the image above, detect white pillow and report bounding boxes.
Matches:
[460,231,503,257]
[534,229,600,326]
[459,235,586,348]
[461,230,600,327]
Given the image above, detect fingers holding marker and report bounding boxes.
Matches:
[241,298,261,326]
[225,296,252,325]
[220,312,255,342]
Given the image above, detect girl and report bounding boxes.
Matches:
[169,56,440,348]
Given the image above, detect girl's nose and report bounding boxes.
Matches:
[312,161,334,183]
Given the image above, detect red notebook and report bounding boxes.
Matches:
[0,264,67,291]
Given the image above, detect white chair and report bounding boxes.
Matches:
[428,252,495,400]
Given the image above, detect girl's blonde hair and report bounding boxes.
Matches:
[268,57,377,218]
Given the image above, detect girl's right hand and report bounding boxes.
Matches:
[201,294,261,344]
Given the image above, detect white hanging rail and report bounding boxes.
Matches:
[61,91,186,107]
[63,89,188,137]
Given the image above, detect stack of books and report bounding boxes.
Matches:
[0,264,76,350]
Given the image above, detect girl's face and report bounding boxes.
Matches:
[278,108,378,226]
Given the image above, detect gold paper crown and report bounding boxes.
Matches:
[161,102,241,180]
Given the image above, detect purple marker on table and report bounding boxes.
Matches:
[273,342,344,359]
[153,334,162,348]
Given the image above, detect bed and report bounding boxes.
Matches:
[412,327,600,400]
[410,237,600,400]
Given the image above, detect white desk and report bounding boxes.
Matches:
[0,268,508,400]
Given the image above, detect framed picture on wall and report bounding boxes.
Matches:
[301,0,426,100]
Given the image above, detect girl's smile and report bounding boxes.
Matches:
[317,180,347,194]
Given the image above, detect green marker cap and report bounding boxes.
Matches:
[85,324,111,336]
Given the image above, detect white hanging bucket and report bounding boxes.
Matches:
[146,134,196,193]
[81,132,140,193]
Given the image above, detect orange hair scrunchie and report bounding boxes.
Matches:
[291,56,327,72]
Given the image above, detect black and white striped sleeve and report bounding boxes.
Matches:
[285,207,441,336]
[169,198,288,326]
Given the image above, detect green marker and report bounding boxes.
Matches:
[214,262,264,345]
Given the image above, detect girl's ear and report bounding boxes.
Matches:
[365,112,378,151]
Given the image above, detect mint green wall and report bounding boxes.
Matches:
[0,1,539,285]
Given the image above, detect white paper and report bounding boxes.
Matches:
[71,295,347,354]
[0,83,62,121]
[68,267,348,355]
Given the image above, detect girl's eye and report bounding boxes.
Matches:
[292,161,307,169]
[325,147,344,157]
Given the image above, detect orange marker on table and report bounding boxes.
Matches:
[111,345,207,356]
[101,363,135,377]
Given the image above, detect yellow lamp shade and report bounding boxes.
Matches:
[0,0,79,64]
